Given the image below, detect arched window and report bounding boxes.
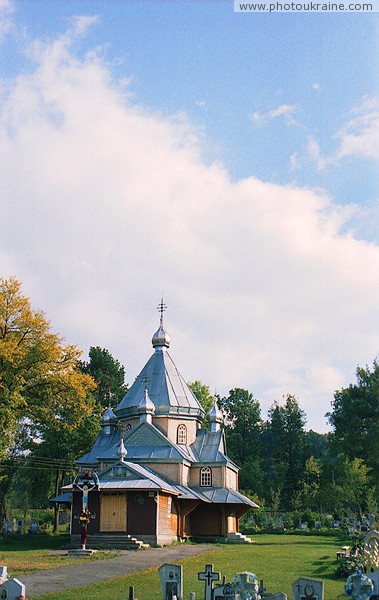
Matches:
[177,424,187,445]
[200,467,212,487]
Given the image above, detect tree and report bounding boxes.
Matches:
[0,276,95,521]
[267,395,308,508]
[188,380,214,414]
[327,360,379,493]
[219,388,262,471]
[79,346,128,407]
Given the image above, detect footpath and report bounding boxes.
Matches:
[21,544,213,597]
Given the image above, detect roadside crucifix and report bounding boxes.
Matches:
[73,469,99,550]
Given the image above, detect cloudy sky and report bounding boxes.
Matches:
[1,0,378,432]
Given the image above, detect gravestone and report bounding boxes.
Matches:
[214,581,233,599]
[231,572,259,600]
[198,565,221,600]
[158,563,183,600]
[299,522,308,531]
[0,567,7,585]
[292,577,324,600]
[16,520,23,535]
[0,577,25,600]
[314,521,321,531]
[366,571,379,600]
[275,517,284,530]
[344,571,373,599]
[28,520,38,534]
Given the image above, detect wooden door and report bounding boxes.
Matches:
[100,494,127,532]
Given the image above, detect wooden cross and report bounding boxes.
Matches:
[198,564,220,600]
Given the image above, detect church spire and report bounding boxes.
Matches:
[152,298,171,349]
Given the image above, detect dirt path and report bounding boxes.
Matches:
[21,544,214,597]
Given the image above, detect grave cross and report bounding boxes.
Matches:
[198,565,220,600]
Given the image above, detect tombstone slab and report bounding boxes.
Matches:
[292,577,324,600]
[0,578,26,600]
[0,568,7,585]
[368,571,379,599]
[158,563,183,600]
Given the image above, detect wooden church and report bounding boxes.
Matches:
[62,306,257,547]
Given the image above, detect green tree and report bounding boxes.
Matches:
[219,388,262,479]
[301,456,322,514]
[327,360,379,494]
[188,380,214,414]
[0,276,95,522]
[79,346,127,407]
[267,394,308,508]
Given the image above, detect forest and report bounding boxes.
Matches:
[1,276,378,529]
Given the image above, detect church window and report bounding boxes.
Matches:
[200,467,212,487]
[177,424,187,445]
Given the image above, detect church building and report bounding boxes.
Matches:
[63,305,257,547]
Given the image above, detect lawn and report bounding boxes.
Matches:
[0,534,116,574]
[1,533,350,599]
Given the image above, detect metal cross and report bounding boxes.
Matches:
[198,564,220,600]
[157,298,167,325]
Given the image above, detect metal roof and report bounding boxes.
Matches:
[76,428,120,465]
[192,487,259,507]
[115,342,204,420]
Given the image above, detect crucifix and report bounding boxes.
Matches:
[73,469,99,550]
[198,564,220,600]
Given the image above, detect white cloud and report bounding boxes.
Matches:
[0,0,13,42]
[251,103,299,127]
[308,97,379,170]
[1,30,379,432]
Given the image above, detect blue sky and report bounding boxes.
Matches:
[1,0,378,431]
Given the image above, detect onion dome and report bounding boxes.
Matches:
[152,298,171,348]
[152,324,171,348]
[207,399,223,432]
[101,405,117,426]
[137,387,155,414]
[117,438,127,461]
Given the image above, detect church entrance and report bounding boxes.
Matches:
[100,493,127,532]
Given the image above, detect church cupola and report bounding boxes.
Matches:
[151,299,171,349]
[207,399,223,433]
[136,385,155,424]
[117,438,127,461]
[101,405,117,435]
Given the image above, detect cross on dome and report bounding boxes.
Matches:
[152,298,171,349]
[158,298,167,325]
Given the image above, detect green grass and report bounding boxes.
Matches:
[2,534,351,600]
[0,534,117,575]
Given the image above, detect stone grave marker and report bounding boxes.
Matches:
[0,568,7,585]
[198,565,221,600]
[28,520,39,534]
[367,571,379,600]
[0,577,25,600]
[344,571,374,599]
[158,563,183,600]
[299,522,308,531]
[314,521,321,531]
[292,577,324,600]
